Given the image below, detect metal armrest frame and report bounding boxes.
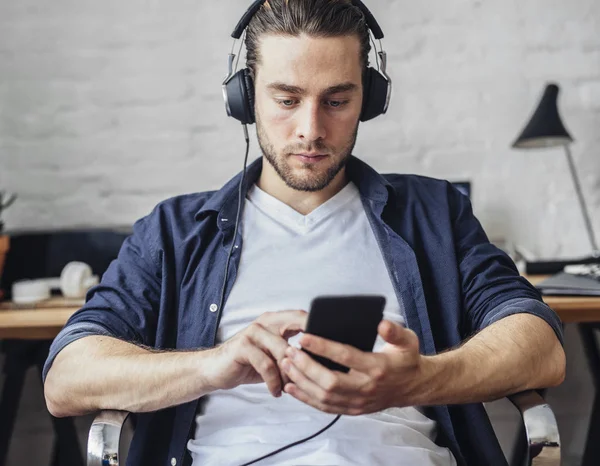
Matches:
[87,410,129,466]
[87,391,561,466]
[507,390,561,465]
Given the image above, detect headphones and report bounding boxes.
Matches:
[222,0,392,125]
[11,262,99,305]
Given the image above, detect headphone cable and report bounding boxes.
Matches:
[227,124,342,465]
[215,123,250,334]
[238,414,342,466]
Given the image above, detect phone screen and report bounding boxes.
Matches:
[302,295,385,372]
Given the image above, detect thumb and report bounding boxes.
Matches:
[378,320,418,349]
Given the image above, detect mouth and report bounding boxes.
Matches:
[292,153,328,164]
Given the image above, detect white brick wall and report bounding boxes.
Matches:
[1,0,599,257]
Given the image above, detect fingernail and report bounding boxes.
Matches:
[286,347,296,359]
[282,359,291,371]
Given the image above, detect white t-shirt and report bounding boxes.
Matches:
[187,181,456,466]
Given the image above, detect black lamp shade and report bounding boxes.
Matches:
[512,83,574,149]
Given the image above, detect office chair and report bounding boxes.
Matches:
[87,390,560,466]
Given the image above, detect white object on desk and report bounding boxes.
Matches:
[12,280,51,304]
[11,261,99,305]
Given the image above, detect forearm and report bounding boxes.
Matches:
[44,335,216,417]
[412,313,565,406]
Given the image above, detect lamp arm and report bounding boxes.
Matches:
[564,145,599,253]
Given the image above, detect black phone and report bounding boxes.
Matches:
[302,295,386,373]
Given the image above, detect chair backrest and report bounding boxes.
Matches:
[1,229,130,299]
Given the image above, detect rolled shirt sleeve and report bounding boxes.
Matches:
[43,322,115,381]
[447,183,564,345]
[43,210,163,382]
[481,297,564,346]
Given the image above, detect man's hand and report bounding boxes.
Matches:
[278,320,428,415]
[206,310,308,398]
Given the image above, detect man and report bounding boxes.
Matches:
[43,1,565,465]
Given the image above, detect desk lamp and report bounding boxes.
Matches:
[512,83,599,261]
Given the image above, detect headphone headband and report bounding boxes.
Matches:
[231,0,384,40]
[223,0,391,124]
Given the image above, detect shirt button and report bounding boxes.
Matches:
[171,458,177,466]
[210,303,218,313]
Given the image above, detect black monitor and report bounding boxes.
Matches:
[452,181,471,199]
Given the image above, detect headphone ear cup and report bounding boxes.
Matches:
[360,67,389,122]
[242,69,256,124]
[60,261,96,298]
[224,68,256,125]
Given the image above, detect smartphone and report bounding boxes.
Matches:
[302,295,386,373]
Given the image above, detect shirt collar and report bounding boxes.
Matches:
[194,155,394,225]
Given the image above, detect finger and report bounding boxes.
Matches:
[248,323,291,362]
[279,356,366,409]
[247,324,294,385]
[258,310,309,338]
[378,320,418,349]
[299,334,375,374]
[245,345,282,397]
[280,356,346,406]
[283,346,365,395]
[283,382,365,416]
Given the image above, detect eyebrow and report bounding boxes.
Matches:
[266,82,358,96]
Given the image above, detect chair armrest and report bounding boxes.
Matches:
[87,410,130,466]
[87,393,560,466]
[507,390,561,466]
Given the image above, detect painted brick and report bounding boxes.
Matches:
[1,0,599,259]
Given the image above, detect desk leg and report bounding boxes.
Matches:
[48,415,84,466]
[579,323,600,466]
[0,345,28,466]
[0,341,84,466]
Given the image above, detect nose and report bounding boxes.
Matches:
[294,100,327,143]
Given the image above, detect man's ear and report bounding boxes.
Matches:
[223,68,256,125]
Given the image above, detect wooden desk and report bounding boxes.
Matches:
[525,275,600,323]
[0,276,599,339]
[0,297,86,466]
[0,298,83,340]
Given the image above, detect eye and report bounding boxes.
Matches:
[327,100,349,108]
[277,99,297,107]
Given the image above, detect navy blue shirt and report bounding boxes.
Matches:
[44,155,563,466]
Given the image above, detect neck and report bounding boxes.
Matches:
[256,157,348,216]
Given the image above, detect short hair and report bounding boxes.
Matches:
[245,0,371,80]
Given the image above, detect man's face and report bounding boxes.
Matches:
[253,34,363,192]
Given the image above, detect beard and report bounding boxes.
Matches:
[256,114,359,192]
